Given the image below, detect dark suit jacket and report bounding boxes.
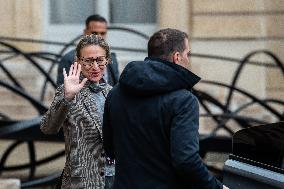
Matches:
[57,49,119,86]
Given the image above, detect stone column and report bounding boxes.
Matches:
[263,0,284,99]
[0,0,42,51]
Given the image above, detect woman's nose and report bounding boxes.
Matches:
[90,62,99,70]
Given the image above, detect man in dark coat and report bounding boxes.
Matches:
[103,28,228,189]
[57,14,119,86]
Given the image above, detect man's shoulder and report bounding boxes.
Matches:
[110,52,116,57]
[61,49,76,60]
[110,52,117,62]
[164,89,198,107]
[168,89,196,100]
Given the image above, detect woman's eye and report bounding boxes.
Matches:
[85,59,93,63]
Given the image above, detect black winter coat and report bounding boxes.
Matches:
[103,57,222,189]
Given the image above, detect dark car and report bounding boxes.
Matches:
[223,122,284,189]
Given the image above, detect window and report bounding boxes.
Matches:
[44,0,157,53]
[50,0,96,24]
[110,0,157,24]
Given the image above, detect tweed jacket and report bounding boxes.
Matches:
[41,82,112,189]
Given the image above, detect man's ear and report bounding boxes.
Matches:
[172,52,180,64]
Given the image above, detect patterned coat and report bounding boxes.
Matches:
[41,82,112,189]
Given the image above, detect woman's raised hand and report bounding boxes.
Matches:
[63,62,88,101]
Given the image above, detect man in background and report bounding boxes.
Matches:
[103,28,229,189]
[57,14,119,86]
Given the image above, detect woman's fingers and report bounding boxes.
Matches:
[69,64,74,76]
[76,64,81,77]
[73,62,78,76]
[67,62,80,76]
[63,68,67,79]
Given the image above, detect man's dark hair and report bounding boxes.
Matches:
[148,28,188,60]
[85,14,107,27]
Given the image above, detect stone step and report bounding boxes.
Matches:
[0,179,20,189]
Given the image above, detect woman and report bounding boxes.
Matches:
[41,34,112,189]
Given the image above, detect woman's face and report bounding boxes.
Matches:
[78,45,107,83]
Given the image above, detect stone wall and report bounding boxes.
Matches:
[159,0,284,134]
[0,0,42,51]
[190,0,284,100]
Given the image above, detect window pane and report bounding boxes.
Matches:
[110,0,157,23]
[50,0,96,24]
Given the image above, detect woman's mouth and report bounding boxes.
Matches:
[89,71,100,78]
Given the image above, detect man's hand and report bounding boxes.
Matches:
[223,185,229,189]
[63,62,88,101]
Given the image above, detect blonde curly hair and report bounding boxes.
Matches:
[76,34,111,63]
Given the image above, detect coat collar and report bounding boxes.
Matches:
[145,57,201,90]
